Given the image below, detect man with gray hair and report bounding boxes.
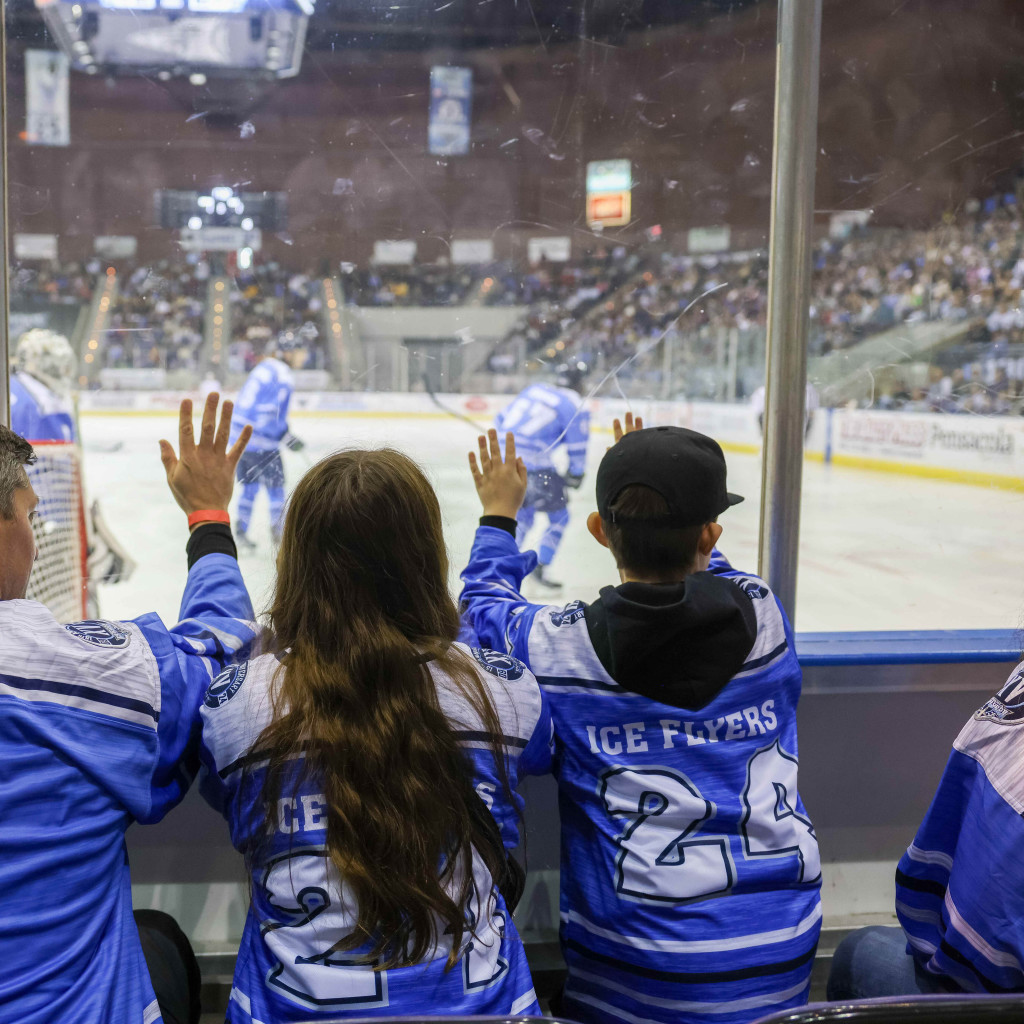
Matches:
[0,425,39,600]
[0,394,254,1024]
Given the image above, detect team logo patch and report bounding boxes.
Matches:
[733,577,770,600]
[64,620,132,649]
[975,668,1024,725]
[471,647,525,681]
[204,663,249,709]
[550,600,586,627]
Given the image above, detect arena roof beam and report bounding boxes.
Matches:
[757,0,822,623]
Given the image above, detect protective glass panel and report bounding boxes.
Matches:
[4,0,773,981]
[801,4,1024,631]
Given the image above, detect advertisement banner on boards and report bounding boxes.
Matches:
[429,66,472,156]
[25,50,69,146]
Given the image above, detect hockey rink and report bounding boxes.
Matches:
[80,410,1024,634]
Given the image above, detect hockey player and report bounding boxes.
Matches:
[829,663,1024,998]
[9,327,136,610]
[493,362,590,588]
[10,327,77,442]
[230,333,306,550]
[461,418,822,1024]
[198,448,552,1021]
[0,394,255,1024]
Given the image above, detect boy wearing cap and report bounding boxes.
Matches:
[461,416,821,1024]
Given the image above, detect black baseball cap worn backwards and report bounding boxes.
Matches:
[597,425,744,527]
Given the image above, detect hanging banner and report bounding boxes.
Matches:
[25,50,70,147]
[429,66,472,156]
[586,159,632,227]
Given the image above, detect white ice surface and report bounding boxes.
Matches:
[80,411,1024,633]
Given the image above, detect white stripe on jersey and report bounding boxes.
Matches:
[895,901,943,927]
[511,989,540,1014]
[945,890,1024,970]
[229,987,269,1024]
[0,602,161,729]
[0,678,158,730]
[561,902,822,954]
[142,999,162,1024]
[567,974,811,1019]
[906,843,954,872]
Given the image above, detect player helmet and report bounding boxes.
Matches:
[555,360,588,393]
[265,330,300,357]
[15,328,76,395]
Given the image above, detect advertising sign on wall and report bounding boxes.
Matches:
[527,236,572,263]
[585,159,632,227]
[451,239,494,264]
[372,239,418,265]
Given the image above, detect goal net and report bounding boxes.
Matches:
[25,441,89,623]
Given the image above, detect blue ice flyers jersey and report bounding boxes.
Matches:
[896,662,1024,992]
[198,644,553,1022]
[495,383,589,474]
[461,526,822,1024]
[230,357,294,453]
[0,553,254,1024]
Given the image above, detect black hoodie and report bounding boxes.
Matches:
[477,515,759,713]
[583,573,758,712]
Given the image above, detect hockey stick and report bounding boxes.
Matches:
[421,374,488,433]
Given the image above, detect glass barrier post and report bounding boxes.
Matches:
[0,0,9,426]
[757,0,822,623]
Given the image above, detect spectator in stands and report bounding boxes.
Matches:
[0,395,254,1024]
[196,447,552,1021]
[829,661,1024,998]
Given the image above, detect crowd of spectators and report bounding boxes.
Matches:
[102,261,205,371]
[10,193,1024,403]
[228,261,327,374]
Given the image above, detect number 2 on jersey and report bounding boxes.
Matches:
[600,739,819,904]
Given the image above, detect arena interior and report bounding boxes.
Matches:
[5,0,1024,1020]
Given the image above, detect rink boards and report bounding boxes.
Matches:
[79,389,1024,491]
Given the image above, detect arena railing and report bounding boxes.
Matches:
[751,994,1024,1023]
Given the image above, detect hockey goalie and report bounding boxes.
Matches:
[10,328,136,620]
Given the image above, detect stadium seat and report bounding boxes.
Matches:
[750,994,1024,1024]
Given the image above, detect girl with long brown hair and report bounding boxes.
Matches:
[197,445,552,1022]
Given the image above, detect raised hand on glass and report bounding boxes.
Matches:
[468,428,528,520]
[159,393,252,521]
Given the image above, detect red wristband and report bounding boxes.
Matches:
[187,509,231,528]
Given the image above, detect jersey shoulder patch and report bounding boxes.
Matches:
[204,662,249,709]
[64,620,132,649]
[975,664,1024,725]
[471,646,526,681]
[729,575,771,600]
[549,600,586,627]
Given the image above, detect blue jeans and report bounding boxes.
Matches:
[827,926,962,1001]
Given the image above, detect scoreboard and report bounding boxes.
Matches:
[34,0,313,78]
